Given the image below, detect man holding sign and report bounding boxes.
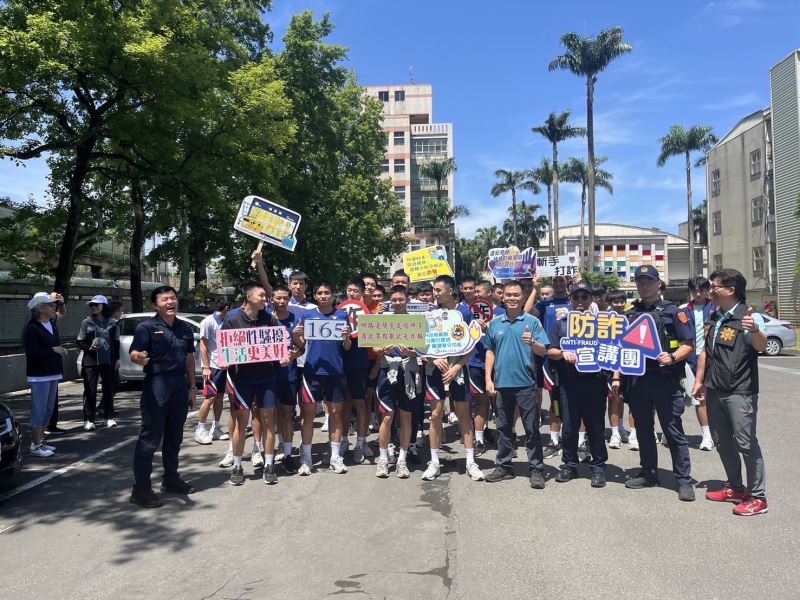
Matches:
[295,282,352,475]
[221,281,284,487]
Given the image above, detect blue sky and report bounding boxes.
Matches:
[3,0,799,240]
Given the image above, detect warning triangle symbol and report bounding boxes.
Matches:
[620,314,662,357]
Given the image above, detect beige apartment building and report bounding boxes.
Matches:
[363,84,454,276]
[706,49,800,321]
[705,107,777,309]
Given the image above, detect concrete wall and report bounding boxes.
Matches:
[0,348,80,394]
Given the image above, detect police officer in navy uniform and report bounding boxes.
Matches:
[623,266,696,501]
[130,286,197,508]
[547,280,610,488]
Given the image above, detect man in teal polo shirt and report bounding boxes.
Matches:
[484,280,550,488]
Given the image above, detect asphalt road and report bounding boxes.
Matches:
[1,356,799,600]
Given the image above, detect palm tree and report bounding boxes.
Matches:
[490,169,540,247]
[549,27,632,271]
[419,157,458,205]
[503,202,549,249]
[457,225,504,278]
[529,158,555,254]
[532,111,585,254]
[657,125,718,276]
[561,156,613,268]
[420,197,469,267]
[692,199,708,246]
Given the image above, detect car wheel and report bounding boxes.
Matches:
[764,337,783,357]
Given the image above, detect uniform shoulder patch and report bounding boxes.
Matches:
[677,312,689,324]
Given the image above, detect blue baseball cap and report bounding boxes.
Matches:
[634,265,660,281]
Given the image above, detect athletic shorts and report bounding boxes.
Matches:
[277,380,299,406]
[367,360,378,389]
[467,366,486,396]
[204,368,227,399]
[376,369,418,413]
[424,365,466,404]
[300,373,347,404]
[345,368,369,400]
[226,376,278,411]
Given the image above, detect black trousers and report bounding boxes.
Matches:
[494,386,544,473]
[133,372,188,489]
[559,375,608,472]
[83,364,116,422]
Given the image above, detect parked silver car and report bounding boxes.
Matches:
[117,313,205,382]
[760,314,797,356]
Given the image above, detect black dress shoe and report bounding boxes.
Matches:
[591,472,607,488]
[678,483,696,502]
[130,487,163,508]
[625,475,658,489]
[555,467,578,483]
[45,426,68,436]
[160,478,196,495]
[485,467,516,483]
[529,469,546,489]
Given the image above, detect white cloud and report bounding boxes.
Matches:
[702,92,763,111]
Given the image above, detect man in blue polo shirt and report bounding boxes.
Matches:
[484,280,550,488]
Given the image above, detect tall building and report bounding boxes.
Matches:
[364,84,454,275]
[705,108,777,308]
[769,50,800,323]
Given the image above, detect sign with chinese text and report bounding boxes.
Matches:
[535,255,580,278]
[234,195,301,252]
[216,326,290,365]
[469,300,494,324]
[487,246,536,279]
[303,319,347,341]
[419,308,483,358]
[357,314,428,348]
[336,300,370,339]
[402,245,453,282]
[559,311,661,375]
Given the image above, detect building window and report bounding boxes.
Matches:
[394,90,405,101]
[381,159,389,174]
[752,247,765,276]
[750,149,762,180]
[412,164,438,188]
[393,131,405,146]
[712,169,721,197]
[409,241,421,251]
[394,185,406,201]
[394,159,405,174]
[712,210,722,235]
[713,254,723,272]
[411,138,448,160]
[378,91,389,102]
[751,197,764,226]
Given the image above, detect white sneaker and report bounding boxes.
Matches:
[447,412,459,424]
[40,441,56,452]
[321,415,329,432]
[375,458,389,478]
[329,454,348,474]
[275,450,285,462]
[396,460,410,479]
[340,437,350,457]
[211,428,230,441]
[628,434,639,451]
[30,442,54,458]
[106,419,118,428]
[84,421,96,431]
[251,449,264,468]
[353,444,365,464]
[466,462,485,481]
[609,433,622,449]
[699,437,715,451]
[362,443,374,458]
[421,461,441,481]
[219,449,234,468]
[194,428,212,445]
[298,461,312,476]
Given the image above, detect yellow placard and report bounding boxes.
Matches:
[402,245,453,282]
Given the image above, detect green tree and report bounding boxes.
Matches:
[657,125,718,276]
[561,156,613,268]
[502,202,548,249]
[455,225,503,280]
[581,271,620,293]
[419,157,458,205]
[490,169,540,247]
[549,27,632,271]
[692,198,708,246]
[530,158,555,253]
[421,197,470,268]
[531,111,585,254]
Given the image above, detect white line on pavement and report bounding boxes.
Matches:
[0,410,199,504]
[759,364,800,375]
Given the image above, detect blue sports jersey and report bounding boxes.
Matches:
[276,311,299,382]
[300,308,349,376]
[534,296,571,337]
[469,305,505,368]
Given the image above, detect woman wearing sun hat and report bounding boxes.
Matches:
[22,292,67,458]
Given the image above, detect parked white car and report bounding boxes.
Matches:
[760,314,797,357]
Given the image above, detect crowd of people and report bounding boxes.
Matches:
[22,255,768,518]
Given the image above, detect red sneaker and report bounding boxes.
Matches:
[732,497,768,516]
[706,486,748,503]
